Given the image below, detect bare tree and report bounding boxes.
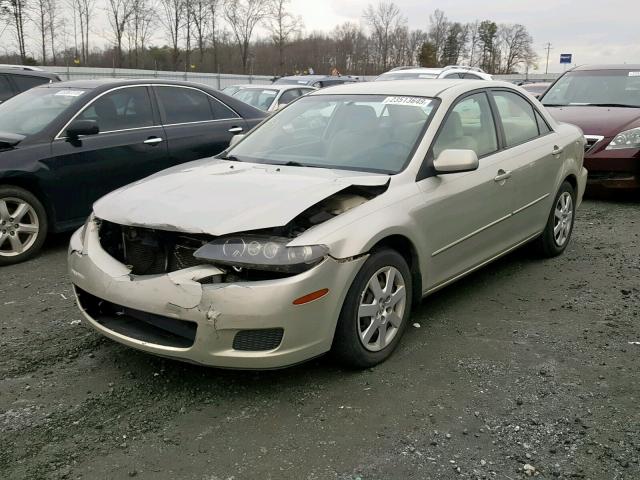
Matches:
[189,0,209,66]
[46,0,60,64]
[1,0,28,62]
[498,23,535,73]
[224,0,270,73]
[32,0,49,63]
[466,20,480,67]
[267,0,302,75]
[208,0,222,70]
[106,0,135,67]
[363,1,405,70]
[159,0,184,70]
[407,29,427,66]
[125,0,155,67]
[427,8,448,66]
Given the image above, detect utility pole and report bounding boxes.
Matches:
[544,42,553,74]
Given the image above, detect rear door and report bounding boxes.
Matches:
[489,89,560,236]
[49,85,168,222]
[153,85,245,166]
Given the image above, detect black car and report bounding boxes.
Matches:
[0,67,61,104]
[273,75,359,88]
[0,79,266,265]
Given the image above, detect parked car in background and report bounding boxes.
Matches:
[0,79,266,265]
[541,64,640,193]
[227,84,316,112]
[375,65,492,81]
[0,68,61,104]
[521,82,551,98]
[68,79,586,370]
[273,75,359,88]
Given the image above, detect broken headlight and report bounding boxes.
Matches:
[194,235,329,273]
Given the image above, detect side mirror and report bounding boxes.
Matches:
[67,119,99,138]
[433,149,479,174]
[229,134,245,147]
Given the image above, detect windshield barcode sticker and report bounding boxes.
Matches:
[629,72,640,77]
[54,90,85,97]
[383,96,430,106]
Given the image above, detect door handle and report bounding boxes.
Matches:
[494,170,512,182]
[552,145,564,156]
[228,126,244,133]
[143,137,163,145]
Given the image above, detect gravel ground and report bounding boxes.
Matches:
[1,198,639,480]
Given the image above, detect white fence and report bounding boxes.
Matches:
[38,66,560,88]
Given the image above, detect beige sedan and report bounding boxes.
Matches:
[68,80,587,369]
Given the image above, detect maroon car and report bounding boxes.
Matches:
[540,65,640,193]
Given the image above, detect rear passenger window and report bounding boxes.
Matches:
[156,86,214,124]
[492,91,540,147]
[535,111,551,135]
[209,97,239,120]
[432,93,498,158]
[13,75,50,92]
[0,75,13,102]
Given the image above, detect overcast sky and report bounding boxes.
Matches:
[287,0,640,73]
[2,0,639,73]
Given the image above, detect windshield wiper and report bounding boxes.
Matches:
[586,103,638,108]
[280,161,306,167]
[542,103,569,107]
[219,154,242,161]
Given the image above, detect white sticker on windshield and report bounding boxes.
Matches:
[629,71,640,77]
[54,90,85,97]
[383,96,431,106]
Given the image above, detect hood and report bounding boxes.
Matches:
[94,159,390,236]
[0,132,25,150]
[545,106,640,137]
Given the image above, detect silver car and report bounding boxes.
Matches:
[68,80,587,369]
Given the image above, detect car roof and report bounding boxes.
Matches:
[0,68,59,79]
[572,64,640,71]
[228,84,314,91]
[309,79,513,97]
[380,68,443,75]
[32,78,224,90]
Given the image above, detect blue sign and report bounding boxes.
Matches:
[560,54,572,64]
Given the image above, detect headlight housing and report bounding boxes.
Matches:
[194,235,329,273]
[606,127,640,150]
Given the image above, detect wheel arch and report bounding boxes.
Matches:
[563,173,578,193]
[369,234,422,307]
[0,176,55,230]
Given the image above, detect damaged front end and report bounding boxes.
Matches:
[67,183,384,368]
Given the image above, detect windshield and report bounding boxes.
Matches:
[542,70,640,107]
[0,87,88,136]
[227,94,436,174]
[233,88,278,111]
[376,72,438,81]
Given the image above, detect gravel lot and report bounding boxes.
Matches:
[1,198,639,480]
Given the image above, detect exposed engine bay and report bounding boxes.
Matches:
[98,184,386,278]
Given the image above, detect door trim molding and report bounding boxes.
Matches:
[431,192,550,257]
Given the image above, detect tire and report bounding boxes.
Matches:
[533,181,576,258]
[0,185,48,266]
[332,248,413,368]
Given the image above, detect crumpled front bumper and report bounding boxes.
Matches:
[68,220,365,369]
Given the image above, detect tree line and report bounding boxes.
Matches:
[0,0,537,75]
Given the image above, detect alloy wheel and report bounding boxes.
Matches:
[553,191,573,247]
[357,266,407,352]
[0,197,40,257]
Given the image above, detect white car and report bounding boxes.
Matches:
[69,80,586,370]
[376,65,492,81]
[225,84,316,112]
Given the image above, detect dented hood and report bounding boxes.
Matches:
[94,159,390,236]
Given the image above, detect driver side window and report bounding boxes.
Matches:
[432,92,498,159]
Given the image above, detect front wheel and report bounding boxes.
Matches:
[533,181,576,257]
[332,249,413,368]
[0,186,48,266]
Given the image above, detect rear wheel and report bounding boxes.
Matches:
[332,249,413,368]
[0,186,48,266]
[534,181,575,257]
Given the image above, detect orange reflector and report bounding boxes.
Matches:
[292,288,329,305]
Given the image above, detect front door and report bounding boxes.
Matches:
[48,86,168,223]
[417,91,519,289]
